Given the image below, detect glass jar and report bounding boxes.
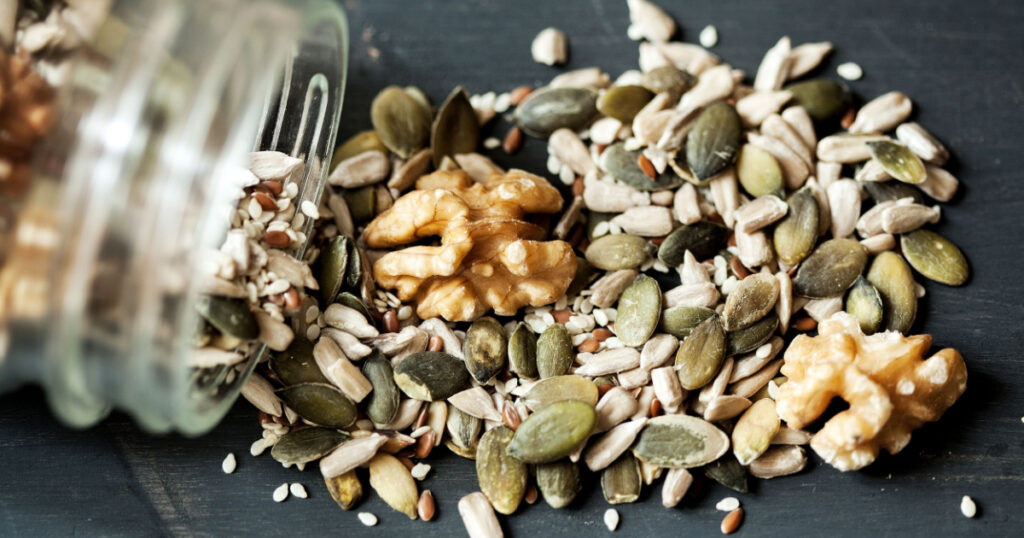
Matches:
[0,0,348,435]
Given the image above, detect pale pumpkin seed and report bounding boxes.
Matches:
[616,275,663,347]
[463,317,508,383]
[331,130,387,169]
[271,338,329,386]
[515,86,598,138]
[325,470,362,510]
[585,233,649,271]
[196,295,259,340]
[659,305,716,339]
[536,460,582,509]
[447,405,483,452]
[271,427,350,466]
[431,86,480,167]
[862,180,926,205]
[845,276,883,334]
[523,375,599,411]
[783,79,850,121]
[704,455,749,494]
[507,400,596,464]
[686,102,742,181]
[362,352,400,424]
[342,185,375,222]
[675,316,726,390]
[368,453,419,519]
[351,245,377,305]
[393,351,471,401]
[727,312,779,356]
[337,292,374,325]
[508,322,539,379]
[866,251,917,334]
[722,273,780,331]
[773,186,820,265]
[658,221,729,266]
[342,240,362,290]
[901,229,969,286]
[536,324,574,379]
[316,235,349,303]
[567,256,599,298]
[867,140,926,185]
[276,383,357,429]
[445,439,478,460]
[601,452,642,504]
[598,85,655,122]
[793,238,868,298]
[641,65,696,97]
[476,426,528,515]
[732,398,780,465]
[632,414,729,468]
[371,86,431,158]
[601,142,685,191]
[736,144,784,198]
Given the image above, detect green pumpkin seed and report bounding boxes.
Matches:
[336,292,374,324]
[343,241,362,290]
[522,375,599,411]
[685,102,742,181]
[508,322,539,379]
[773,186,820,266]
[507,400,596,464]
[866,140,926,185]
[463,317,508,383]
[350,245,377,305]
[566,256,599,298]
[371,86,431,158]
[393,351,471,401]
[585,233,649,271]
[783,79,850,121]
[331,130,387,170]
[704,455,749,494]
[445,439,478,460]
[276,383,357,429]
[601,452,642,504]
[597,85,655,122]
[316,235,349,303]
[362,352,400,424]
[536,324,574,379]
[862,180,926,205]
[658,221,729,266]
[732,398,780,465]
[845,276,883,334]
[325,470,362,510]
[736,143,784,198]
[793,238,868,298]
[641,65,696,97]
[196,295,259,340]
[342,186,376,222]
[674,316,726,390]
[404,85,433,116]
[722,273,780,331]
[900,229,969,286]
[727,312,779,355]
[515,86,598,138]
[447,405,483,451]
[659,305,716,339]
[600,142,685,191]
[271,338,329,386]
[615,275,662,347]
[271,427,350,466]
[431,86,480,167]
[866,251,918,334]
[536,460,582,509]
[476,426,528,515]
[632,414,729,468]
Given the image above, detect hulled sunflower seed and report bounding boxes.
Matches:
[458,492,504,538]
[754,36,793,92]
[550,128,597,176]
[585,418,649,472]
[747,132,810,190]
[826,179,862,239]
[816,134,888,163]
[703,395,752,422]
[880,203,941,235]
[319,434,388,479]
[749,445,807,478]
[531,27,568,66]
[736,90,793,128]
[610,205,675,236]
[627,0,676,42]
[595,386,639,433]
[849,91,913,135]
[449,386,502,422]
[896,122,950,165]
[735,195,789,233]
[786,41,834,79]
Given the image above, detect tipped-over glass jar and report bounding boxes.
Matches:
[0,0,348,434]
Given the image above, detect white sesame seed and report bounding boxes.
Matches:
[289,483,308,499]
[292,213,306,230]
[716,497,740,512]
[604,508,620,531]
[305,324,321,342]
[397,305,413,320]
[608,222,623,235]
[276,197,291,211]
[572,333,590,346]
[357,512,378,527]
[546,154,563,175]
[264,279,291,296]
[559,164,575,185]
[767,380,780,400]
[605,337,624,350]
[221,452,237,474]
[593,221,611,238]
[494,92,512,113]
[305,305,320,324]
[580,298,594,314]
[837,61,863,81]
[411,462,432,480]
[594,309,609,326]
[483,137,501,149]
[266,220,289,233]
[284,182,299,198]
[410,425,432,438]
[603,308,616,322]
[555,295,568,311]
[247,197,263,220]
[960,495,977,518]
[699,25,719,48]
[273,483,289,502]
[300,200,319,219]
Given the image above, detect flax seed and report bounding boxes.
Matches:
[721,508,743,534]
[509,85,534,106]
[638,153,657,179]
[415,431,435,459]
[418,490,436,521]
[504,126,523,154]
[428,335,444,352]
[383,309,399,333]
[792,316,817,331]
[592,328,614,341]
[262,230,290,248]
[578,339,600,353]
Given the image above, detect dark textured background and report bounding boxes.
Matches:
[2,0,1023,535]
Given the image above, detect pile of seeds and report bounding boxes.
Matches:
[232,0,971,534]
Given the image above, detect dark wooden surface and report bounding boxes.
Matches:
[2,0,1023,535]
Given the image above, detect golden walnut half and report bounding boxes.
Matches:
[775,312,966,471]
[363,169,575,321]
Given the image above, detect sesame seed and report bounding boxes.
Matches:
[411,463,432,480]
[604,508,620,531]
[837,62,863,81]
[960,495,977,518]
[272,483,289,502]
[300,200,319,219]
[484,137,501,149]
[357,512,378,527]
[221,452,237,474]
[699,25,718,48]
[397,305,413,320]
[716,496,740,512]
[289,483,308,499]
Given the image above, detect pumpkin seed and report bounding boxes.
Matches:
[271,427,350,466]
[393,351,471,401]
[732,398,780,465]
[793,238,868,298]
[331,130,388,170]
[447,405,483,451]
[704,455,749,494]
[726,312,779,356]
[659,305,716,339]
[463,317,508,383]
[642,65,696,97]
[371,86,431,158]
[736,144,784,198]
[536,460,582,509]
[901,229,969,286]
[522,375,599,411]
[316,235,349,303]
[446,439,478,460]
[196,295,259,340]
[845,276,883,334]
[615,275,663,347]
[337,292,374,324]
[686,102,742,181]
[351,245,377,305]
[536,324,574,379]
[476,426,528,515]
[722,273,780,331]
[658,220,729,266]
[866,251,918,333]
[783,79,850,121]
[362,352,400,424]
[276,383,357,429]
[585,233,649,271]
[271,338,329,386]
[862,180,926,205]
[598,85,655,122]
[601,452,642,504]
[325,470,362,510]
[867,140,926,184]
[674,316,726,390]
[507,400,596,463]
[515,86,598,138]
[566,256,599,298]
[601,142,685,191]
[368,453,419,519]
[431,86,480,167]
[632,414,729,468]
[342,186,375,222]
[508,322,539,379]
[773,186,820,265]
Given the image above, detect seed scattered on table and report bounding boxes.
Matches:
[222,453,237,474]
[273,483,289,503]
[358,512,379,526]
[960,496,977,518]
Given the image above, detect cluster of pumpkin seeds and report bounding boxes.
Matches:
[233,0,971,533]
